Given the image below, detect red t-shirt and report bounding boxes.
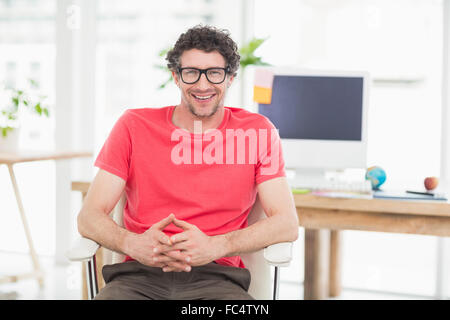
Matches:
[94,106,285,268]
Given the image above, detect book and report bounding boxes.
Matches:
[311,190,373,199]
[373,190,448,201]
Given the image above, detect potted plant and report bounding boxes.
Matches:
[0,79,50,152]
[238,37,271,70]
[237,37,271,106]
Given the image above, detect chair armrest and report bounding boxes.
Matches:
[66,237,100,262]
[263,242,293,267]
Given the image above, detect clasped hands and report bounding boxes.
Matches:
[126,213,222,272]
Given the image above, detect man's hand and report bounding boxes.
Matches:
[123,214,191,272]
[157,217,227,272]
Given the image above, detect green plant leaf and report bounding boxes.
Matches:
[158,47,172,57]
[1,78,49,132]
[12,96,19,107]
[158,76,173,89]
[29,78,39,88]
[239,37,271,70]
[0,126,14,138]
[35,102,42,115]
[240,38,267,55]
[155,46,175,89]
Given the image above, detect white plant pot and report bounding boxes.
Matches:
[0,127,20,153]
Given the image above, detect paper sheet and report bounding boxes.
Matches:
[253,68,274,104]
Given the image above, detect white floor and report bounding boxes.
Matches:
[0,251,82,300]
[0,251,434,300]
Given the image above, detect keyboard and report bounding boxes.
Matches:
[290,179,373,195]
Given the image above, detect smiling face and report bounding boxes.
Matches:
[173,49,234,118]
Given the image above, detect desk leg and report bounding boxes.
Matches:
[7,164,44,287]
[329,230,342,297]
[304,229,330,300]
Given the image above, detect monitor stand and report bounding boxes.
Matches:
[286,167,365,188]
[287,168,331,187]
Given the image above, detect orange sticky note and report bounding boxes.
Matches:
[253,86,272,104]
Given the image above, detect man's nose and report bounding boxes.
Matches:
[196,73,211,89]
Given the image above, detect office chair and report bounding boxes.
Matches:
[66,193,294,300]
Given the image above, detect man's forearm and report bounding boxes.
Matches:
[77,208,133,256]
[218,213,298,258]
[218,177,300,259]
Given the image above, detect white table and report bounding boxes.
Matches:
[0,150,92,287]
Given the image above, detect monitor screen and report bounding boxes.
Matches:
[256,69,369,172]
[258,75,364,141]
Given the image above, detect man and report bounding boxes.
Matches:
[77,25,298,300]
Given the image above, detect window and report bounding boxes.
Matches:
[0,0,56,255]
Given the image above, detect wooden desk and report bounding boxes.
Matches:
[0,150,92,287]
[295,193,450,299]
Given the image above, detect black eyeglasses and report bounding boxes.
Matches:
[178,67,230,84]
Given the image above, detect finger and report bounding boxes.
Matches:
[154,252,191,264]
[162,266,179,272]
[153,243,173,254]
[153,244,190,260]
[154,244,184,256]
[167,242,189,253]
[172,217,196,231]
[170,232,189,244]
[163,261,191,273]
[152,253,180,264]
[152,213,175,230]
[155,231,172,246]
[139,257,165,269]
[152,255,171,264]
[163,249,191,263]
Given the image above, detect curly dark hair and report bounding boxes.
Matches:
[166,25,240,77]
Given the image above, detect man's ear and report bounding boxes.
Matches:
[227,74,235,88]
[172,70,180,87]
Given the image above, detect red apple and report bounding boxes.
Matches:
[424,176,439,191]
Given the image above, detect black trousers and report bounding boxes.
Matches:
[94,260,254,300]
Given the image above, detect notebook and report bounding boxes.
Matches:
[373,190,448,201]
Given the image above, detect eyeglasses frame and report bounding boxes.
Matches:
[177,67,230,84]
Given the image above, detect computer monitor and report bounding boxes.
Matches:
[258,68,370,180]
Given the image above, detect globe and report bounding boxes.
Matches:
[365,166,386,190]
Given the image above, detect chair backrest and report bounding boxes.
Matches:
[240,196,272,300]
[104,193,272,300]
